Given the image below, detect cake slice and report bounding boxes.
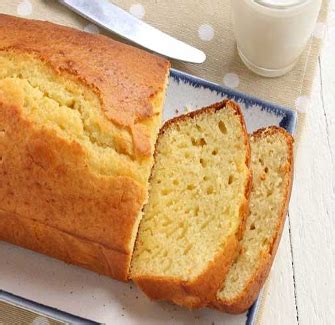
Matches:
[212,126,294,313]
[130,100,252,308]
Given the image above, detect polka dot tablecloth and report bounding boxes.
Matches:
[0,0,329,141]
[0,1,330,323]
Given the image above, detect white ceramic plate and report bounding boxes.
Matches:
[0,69,297,325]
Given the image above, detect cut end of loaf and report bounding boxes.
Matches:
[131,100,252,307]
[213,126,294,313]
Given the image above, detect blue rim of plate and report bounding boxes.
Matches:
[170,68,297,135]
[0,69,297,325]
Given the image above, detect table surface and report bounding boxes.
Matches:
[261,3,335,325]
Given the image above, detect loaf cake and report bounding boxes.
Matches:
[131,100,252,308]
[212,126,294,313]
[0,15,170,281]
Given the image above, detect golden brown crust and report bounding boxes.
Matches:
[0,98,143,280]
[132,100,253,308]
[0,211,129,280]
[0,16,169,281]
[0,14,170,157]
[211,126,294,313]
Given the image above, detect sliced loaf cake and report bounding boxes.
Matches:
[212,126,294,313]
[130,100,252,308]
[0,14,170,281]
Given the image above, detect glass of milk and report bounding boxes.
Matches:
[231,0,322,77]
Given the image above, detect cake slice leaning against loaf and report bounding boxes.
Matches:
[130,100,252,308]
[212,126,294,313]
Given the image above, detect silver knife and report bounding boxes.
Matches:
[58,0,206,63]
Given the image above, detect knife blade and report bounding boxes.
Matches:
[58,0,206,63]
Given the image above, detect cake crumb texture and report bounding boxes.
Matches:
[131,101,252,307]
[214,126,294,313]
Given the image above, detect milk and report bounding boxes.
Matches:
[231,0,322,77]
